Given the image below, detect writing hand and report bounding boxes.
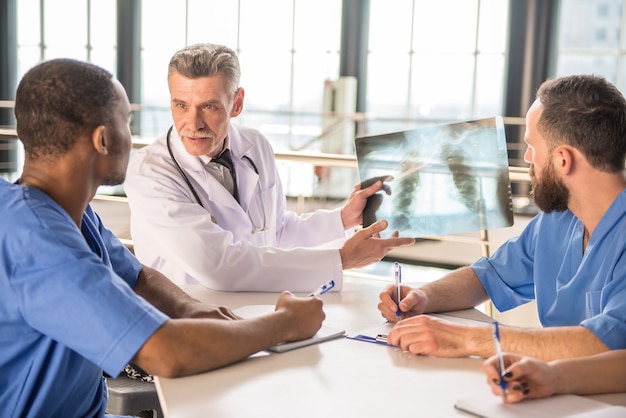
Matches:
[483,353,557,403]
[274,291,325,342]
[378,284,427,322]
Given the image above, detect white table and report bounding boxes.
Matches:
[156,274,626,417]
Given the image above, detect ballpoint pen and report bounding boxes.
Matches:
[491,321,508,401]
[308,279,335,297]
[394,262,402,321]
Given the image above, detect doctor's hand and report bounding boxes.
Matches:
[274,291,325,342]
[387,315,484,358]
[483,353,556,403]
[339,220,415,270]
[341,178,393,229]
[378,284,428,322]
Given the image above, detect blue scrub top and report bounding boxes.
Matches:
[0,179,168,417]
[472,189,626,350]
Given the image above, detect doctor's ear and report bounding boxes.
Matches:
[231,88,245,116]
[92,125,108,155]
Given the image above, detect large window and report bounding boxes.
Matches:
[554,0,625,89]
[12,0,626,143]
[16,0,116,80]
[14,0,511,143]
[366,0,509,134]
[140,0,342,148]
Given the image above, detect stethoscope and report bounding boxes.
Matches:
[166,126,267,233]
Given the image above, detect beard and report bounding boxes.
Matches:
[529,159,570,213]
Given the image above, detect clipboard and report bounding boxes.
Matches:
[345,322,394,345]
[454,394,626,418]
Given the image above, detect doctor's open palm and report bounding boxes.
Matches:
[339,220,415,270]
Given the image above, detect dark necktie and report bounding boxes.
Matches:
[211,149,239,202]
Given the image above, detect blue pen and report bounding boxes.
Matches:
[394,262,402,320]
[308,279,335,297]
[491,321,508,401]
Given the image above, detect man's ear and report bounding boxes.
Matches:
[231,87,245,117]
[555,145,574,175]
[92,125,107,155]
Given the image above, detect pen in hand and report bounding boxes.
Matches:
[394,262,402,321]
[491,321,508,401]
[308,279,335,297]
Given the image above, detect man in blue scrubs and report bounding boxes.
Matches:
[378,74,626,361]
[0,59,325,417]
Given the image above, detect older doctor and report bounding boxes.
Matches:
[125,43,415,292]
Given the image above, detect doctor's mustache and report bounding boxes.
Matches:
[179,130,216,139]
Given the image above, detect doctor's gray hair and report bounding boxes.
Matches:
[168,43,241,94]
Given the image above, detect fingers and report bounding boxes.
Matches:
[377,285,400,322]
[483,353,535,403]
[386,318,433,353]
[378,285,422,322]
[482,355,501,376]
[273,292,325,342]
[488,377,520,402]
[340,222,414,270]
[358,219,388,237]
[220,307,241,320]
[358,175,394,192]
[488,377,529,403]
[359,180,384,198]
[382,236,416,249]
[385,315,474,358]
[357,221,415,247]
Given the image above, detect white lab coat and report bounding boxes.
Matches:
[124,124,347,292]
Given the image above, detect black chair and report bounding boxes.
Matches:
[105,375,163,418]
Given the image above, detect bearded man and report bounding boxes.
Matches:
[377,74,626,361]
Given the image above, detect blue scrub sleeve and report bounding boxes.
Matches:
[12,226,168,377]
[471,237,536,313]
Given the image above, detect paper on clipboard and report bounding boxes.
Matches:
[346,309,492,345]
[234,305,345,353]
[454,394,626,418]
[345,322,394,345]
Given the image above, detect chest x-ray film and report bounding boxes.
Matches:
[355,116,514,238]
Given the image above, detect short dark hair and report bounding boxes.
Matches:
[14,58,117,159]
[536,74,626,173]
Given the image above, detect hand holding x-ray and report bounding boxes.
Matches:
[360,175,394,227]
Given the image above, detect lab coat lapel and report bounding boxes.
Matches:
[229,126,260,212]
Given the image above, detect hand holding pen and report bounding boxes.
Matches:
[491,321,508,401]
[378,268,431,322]
[273,291,325,342]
